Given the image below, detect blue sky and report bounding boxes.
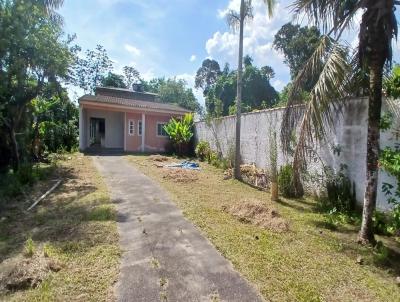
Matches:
[59,0,400,106]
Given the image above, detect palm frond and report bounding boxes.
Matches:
[281,37,352,173]
[291,0,361,38]
[226,0,254,31]
[262,0,276,18]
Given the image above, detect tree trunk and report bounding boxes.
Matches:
[234,0,245,180]
[9,125,20,171]
[357,0,390,245]
[358,67,383,245]
[358,60,385,245]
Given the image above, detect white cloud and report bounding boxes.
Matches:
[190,55,197,62]
[141,69,156,81]
[217,0,240,19]
[206,0,292,86]
[124,44,141,56]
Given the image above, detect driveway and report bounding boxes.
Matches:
[93,155,263,302]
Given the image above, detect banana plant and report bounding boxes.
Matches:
[163,113,194,156]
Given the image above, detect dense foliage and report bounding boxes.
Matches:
[273,23,321,83]
[195,141,212,162]
[144,78,201,113]
[278,164,303,198]
[164,113,194,156]
[0,0,77,171]
[384,64,400,99]
[322,165,356,213]
[195,57,279,117]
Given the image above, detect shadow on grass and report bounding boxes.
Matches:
[0,163,114,263]
[275,197,316,213]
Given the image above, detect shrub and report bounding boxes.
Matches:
[373,211,392,236]
[207,151,219,166]
[164,113,194,156]
[278,164,297,198]
[24,237,35,257]
[323,165,356,213]
[195,141,211,161]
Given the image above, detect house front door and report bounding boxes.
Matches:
[89,118,105,147]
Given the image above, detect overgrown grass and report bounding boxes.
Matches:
[127,155,400,302]
[0,153,120,301]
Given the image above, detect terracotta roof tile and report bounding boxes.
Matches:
[79,94,191,113]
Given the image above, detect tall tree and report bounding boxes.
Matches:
[195,59,222,96]
[101,72,127,88]
[273,22,321,82]
[73,45,113,94]
[205,60,278,117]
[282,0,398,244]
[0,0,73,170]
[226,0,275,179]
[144,78,201,113]
[123,66,141,88]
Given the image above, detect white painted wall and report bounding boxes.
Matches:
[84,108,124,149]
[195,98,400,211]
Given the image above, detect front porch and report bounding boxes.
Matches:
[79,104,172,153]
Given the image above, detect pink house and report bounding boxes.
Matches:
[78,86,191,152]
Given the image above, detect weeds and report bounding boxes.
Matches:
[24,237,35,258]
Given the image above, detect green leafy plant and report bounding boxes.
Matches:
[24,237,35,257]
[195,141,211,161]
[323,164,356,213]
[384,64,400,99]
[278,164,300,198]
[380,143,400,234]
[164,113,194,156]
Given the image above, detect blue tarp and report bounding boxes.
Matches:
[166,161,200,170]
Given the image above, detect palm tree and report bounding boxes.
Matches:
[227,0,275,179]
[281,0,398,244]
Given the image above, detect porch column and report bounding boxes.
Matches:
[124,112,127,151]
[79,105,84,151]
[141,113,146,152]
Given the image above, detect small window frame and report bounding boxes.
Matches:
[156,122,168,137]
[128,120,135,136]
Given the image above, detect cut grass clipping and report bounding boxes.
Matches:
[223,199,289,233]
[0,154,120,301]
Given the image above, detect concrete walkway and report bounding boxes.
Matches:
[93,156,263,302]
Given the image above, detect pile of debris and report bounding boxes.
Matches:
[224,164,269,189]
[223,199,289,233]
[162,169,199,183]
[0,255,63,293]
[148,155,169,162]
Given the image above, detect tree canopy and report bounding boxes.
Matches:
[195,59,222,96]
[203,57,278,117]
[273,22,321,89]
[0,0,76,169]
[144,78,201,113]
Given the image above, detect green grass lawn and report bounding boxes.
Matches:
[127,154,400,302]
[0,154,120,301]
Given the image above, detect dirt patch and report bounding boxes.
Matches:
[0,254,63,293]
[224,199,289,233]
[162,168,199,183]
[149,155,169,162]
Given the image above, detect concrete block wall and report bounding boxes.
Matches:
[195,98,400,211]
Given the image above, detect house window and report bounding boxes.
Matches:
[128,120,135,136]
[157,122,168,137]
[138,121,142,136]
